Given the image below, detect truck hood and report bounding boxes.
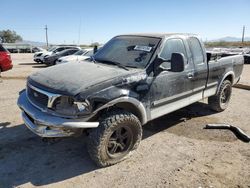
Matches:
[28,61,142,96]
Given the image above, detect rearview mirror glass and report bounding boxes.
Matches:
[170,53,185,72]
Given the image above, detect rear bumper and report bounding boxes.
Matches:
[1,60,13,72]
[17,91,99,137]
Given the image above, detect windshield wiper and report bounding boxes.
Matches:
[125,65,138,68]
[95,59,129,71]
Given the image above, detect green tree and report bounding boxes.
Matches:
[90,42,100,47]
[0,30,23,43]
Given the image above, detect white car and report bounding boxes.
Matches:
[56,48,93,65]
[34,46,81,63]
[33,46,56,63]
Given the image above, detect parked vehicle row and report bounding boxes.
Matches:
[56,48,93,65]
[33,46,97,66]
[18,33,244,167]
[33,46,81,64]
[0,44,13,74]
[43,48,81,66]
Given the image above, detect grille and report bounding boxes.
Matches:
[27,85,48,108]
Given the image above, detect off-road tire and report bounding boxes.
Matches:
[208,80,232,112]
[87,109,142,167]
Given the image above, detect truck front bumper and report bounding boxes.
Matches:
[17,91,99,137]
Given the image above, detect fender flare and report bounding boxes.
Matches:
[91,96,148,125]
[216,71,235,94]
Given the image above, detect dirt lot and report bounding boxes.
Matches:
[0,54,250,188]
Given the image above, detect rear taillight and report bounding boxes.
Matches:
[7,53,11,58]
[0,52,11,59]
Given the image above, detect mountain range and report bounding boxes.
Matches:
[209,36,250,42]
[18,36,250,46]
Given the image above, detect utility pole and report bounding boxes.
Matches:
[242,25,245,43]
[78,18,82,46]
[45,25,49,48]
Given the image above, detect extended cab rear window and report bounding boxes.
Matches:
[0,44,7,52]
[160,38,187,60]
[188,37,204,64]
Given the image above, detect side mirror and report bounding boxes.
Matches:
[153,53,185,75]
[170,53,185,72]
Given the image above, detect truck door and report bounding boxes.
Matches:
[149,38,195,120]
[187,37,208,95]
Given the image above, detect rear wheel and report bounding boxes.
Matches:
[208,80,232,112]
[87,109,142,167]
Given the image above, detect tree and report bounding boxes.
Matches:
[90,42,100,47]
[0,30,23,43]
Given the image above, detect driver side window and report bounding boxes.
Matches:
[160,39,187,68]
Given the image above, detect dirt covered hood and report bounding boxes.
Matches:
[28,61,138,96]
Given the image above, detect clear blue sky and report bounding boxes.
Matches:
[1,0,250,44]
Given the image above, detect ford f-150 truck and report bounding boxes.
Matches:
[18,33,244,167]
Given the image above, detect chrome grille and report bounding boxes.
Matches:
[27,85,49,108]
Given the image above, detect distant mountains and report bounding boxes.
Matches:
[17,36,250,46]
[209,36,250,42]
[17,40,47,47]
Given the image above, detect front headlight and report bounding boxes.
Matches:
[53,96,91,117]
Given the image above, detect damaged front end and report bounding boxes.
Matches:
[17,84,99,138]
[17,66,149,138]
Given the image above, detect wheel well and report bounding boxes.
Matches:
[216,73,234,95]
[89,102,144,124]
[224,74,233,83]
[115,102,143,123]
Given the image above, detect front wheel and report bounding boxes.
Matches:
[87,109,142,167]
[208,80,232,112]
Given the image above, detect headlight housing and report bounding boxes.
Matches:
[53,96,91,117]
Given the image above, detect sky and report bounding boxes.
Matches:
[1,0,250,45]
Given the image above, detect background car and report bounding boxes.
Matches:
[33,46,56,63]
[44,48,81,65]
[32,47,45,53]
[56,48,94,65]
[34,46,80,63]
[0,44,13,74]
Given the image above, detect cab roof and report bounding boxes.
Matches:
[117,33,198,39]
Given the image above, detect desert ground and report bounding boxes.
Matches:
[0,54,250,188]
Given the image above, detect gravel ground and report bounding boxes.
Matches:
[0,54,250,188]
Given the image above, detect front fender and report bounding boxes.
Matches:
[90,96,148,125]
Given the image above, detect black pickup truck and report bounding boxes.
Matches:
[18,33,244,167]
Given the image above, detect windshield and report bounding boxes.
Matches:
[93,36,161,69]
[48,46,57,52]
[74,49,86,55]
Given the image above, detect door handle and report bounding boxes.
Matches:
[187,73,194,79]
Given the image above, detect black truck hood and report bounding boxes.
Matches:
[28,61,142,96]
